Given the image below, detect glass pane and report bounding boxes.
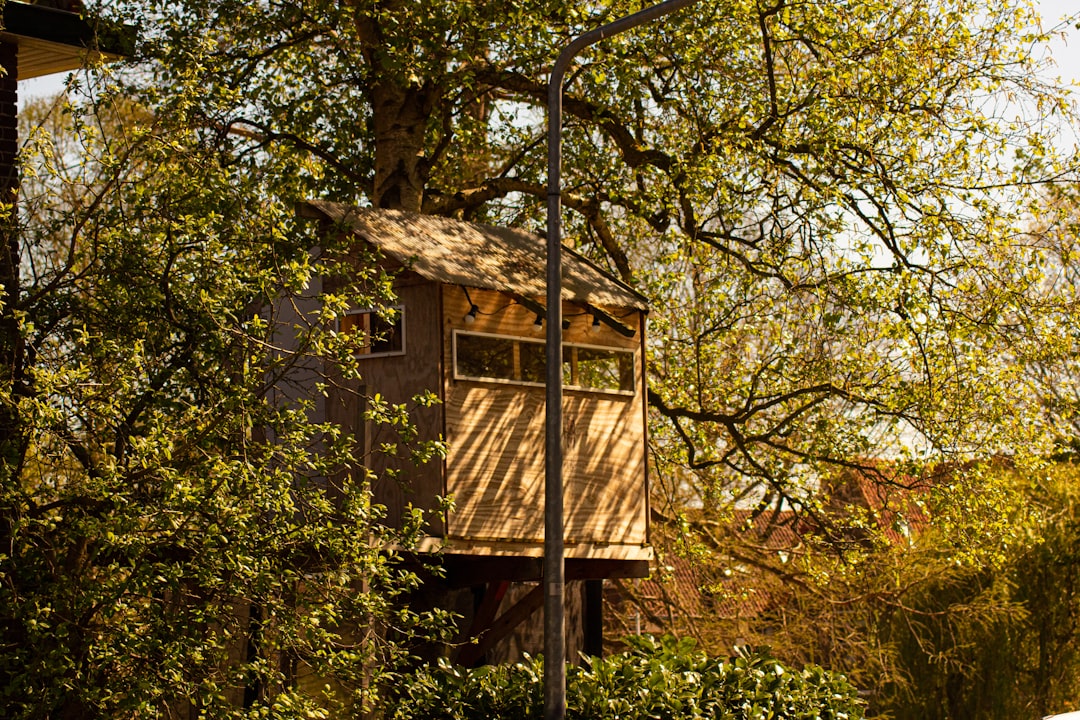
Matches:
[457,334,515,380]
[576,347,635,392]
[519,339,546,383]
[340,309,403,355]
[339,312,369,346]
[369,312,402,353]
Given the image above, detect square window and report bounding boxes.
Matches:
[339,307,404,357]
[456,333,515,380]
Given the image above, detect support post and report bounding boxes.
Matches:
[0,41,22,486]
[545,2,697,717]
[584,579,604,658]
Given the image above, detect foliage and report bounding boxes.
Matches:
[0,91,451,718]
[391,635,864,720]
[1018,176,1080,458]
[101,0,1080,574]
[3,0,1080,714]
[642,461,1080,719]
[880,462,1080,719]
[106,0,1080,513]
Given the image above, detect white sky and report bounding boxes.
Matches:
[1039,0,1080,84]
[18,67,66,105]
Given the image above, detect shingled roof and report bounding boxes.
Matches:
[301,200,649,311]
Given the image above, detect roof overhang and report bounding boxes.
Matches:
[1,2,129,80]
[301,200,650,312]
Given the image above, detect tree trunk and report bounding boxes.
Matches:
[350,0,439,212]
[369,80,435,212]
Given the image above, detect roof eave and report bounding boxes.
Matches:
[1,2,132,80]
[298,200,650,312]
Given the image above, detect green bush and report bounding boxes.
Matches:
[389,635,864,719]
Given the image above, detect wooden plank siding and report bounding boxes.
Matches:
[441,286,648,558]
[325,275,447,535]
[302,200,653,565]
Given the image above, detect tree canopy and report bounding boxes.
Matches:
[2,0,1079,715]
[3,74,451,720]
[121,0,1079,507]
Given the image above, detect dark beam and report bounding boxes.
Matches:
[584,303,636,338]
[583,580,604,658]
[3,2,95,48]
[442,555,543,587]
[566,558,649,581]
[439,554,650,587]
[457,583,544,667]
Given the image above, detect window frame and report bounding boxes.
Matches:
[337,305,407,358]
[452,329,636,396]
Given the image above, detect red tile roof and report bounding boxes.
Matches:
[605,464,935,642]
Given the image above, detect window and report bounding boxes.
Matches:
[338,306,405,357]
[565,345,635,393]
[455,333,517,379]
[453,330,635,395]
[519,338,547,384]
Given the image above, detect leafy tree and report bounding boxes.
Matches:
[1016,176,1080,457]
[645,461,1080,718]
[875,462,1080,719]
[118,0,1078,509]
[1,90,451,717]
[3,0,1080,714]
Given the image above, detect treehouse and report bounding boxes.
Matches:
[298,200,652,660]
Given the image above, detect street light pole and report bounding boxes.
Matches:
[545,2,698,717]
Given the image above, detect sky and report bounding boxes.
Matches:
[1039,0,1080,86]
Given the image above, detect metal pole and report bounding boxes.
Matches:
[545,2,697,717]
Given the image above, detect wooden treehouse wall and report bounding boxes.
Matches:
[441,286,649,558]
[325,275,447,534]
[324,275,650,558]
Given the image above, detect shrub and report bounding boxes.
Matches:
[389,634,864,719]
